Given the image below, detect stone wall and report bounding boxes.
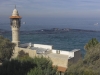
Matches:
[12,47,37,58]
[19,48,37,58]
[50,57,68,68]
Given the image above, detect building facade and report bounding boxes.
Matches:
[10,7,81,75]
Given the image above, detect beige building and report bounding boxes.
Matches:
[10,6,81,75]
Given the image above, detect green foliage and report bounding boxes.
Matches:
[84,38,99,51]
[65,59,98,75]
[29,56,57,75]
[27,56,57,75]
[65,38,100,75]
[0,56,57,75]
[33,56,52,70]
[27,65,57,75]
[0,57,36,75]
[83,43,100,70]
[0,36,15,62]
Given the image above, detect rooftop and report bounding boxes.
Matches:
[30,47,51,54]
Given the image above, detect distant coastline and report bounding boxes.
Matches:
[0,28,99,35]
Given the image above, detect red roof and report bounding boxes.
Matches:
[53,65,67,72]
[57,66,67,72]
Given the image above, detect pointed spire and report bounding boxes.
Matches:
[12,5,19,16]
[15,5,16,9]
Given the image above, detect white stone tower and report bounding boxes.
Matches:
[10,6,21,47]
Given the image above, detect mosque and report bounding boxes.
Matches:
[10,6,81,75]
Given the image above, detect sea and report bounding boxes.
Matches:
[1,18,100,56]
[2,31,100,56]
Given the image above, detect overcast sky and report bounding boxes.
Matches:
[0,0,100,17]
[0,0,100,30]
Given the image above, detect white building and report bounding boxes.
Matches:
[10,6,82,74]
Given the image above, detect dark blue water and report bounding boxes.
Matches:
[1,17,100,56]
[3,31,100,55]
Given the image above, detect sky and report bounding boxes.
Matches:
[0,0,100,30]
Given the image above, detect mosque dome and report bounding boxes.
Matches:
[12,8,19,16]
[10,6,21,19]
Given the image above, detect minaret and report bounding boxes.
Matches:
[10,6,21,47]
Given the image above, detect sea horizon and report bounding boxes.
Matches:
[0,17,100,31]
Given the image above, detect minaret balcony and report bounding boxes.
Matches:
[10,16,21,19]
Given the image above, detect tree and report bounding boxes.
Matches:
[0,36,15,62]
[65,59,98,75]
[84,38,99,51]
[27,56,58,75]
[65,38,100,75]
[0,56,58,75]
[84,38,100,65]
[0,57,36,75]
[27,67,57,75]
